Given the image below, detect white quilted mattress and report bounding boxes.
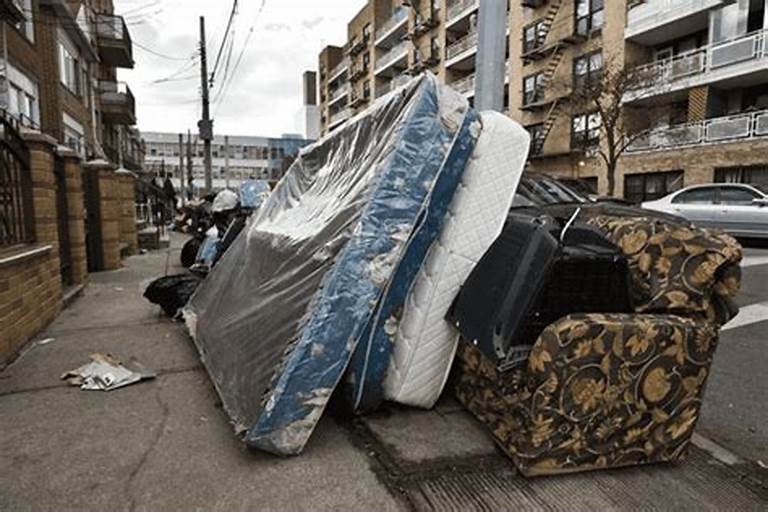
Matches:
[383,111,529,408]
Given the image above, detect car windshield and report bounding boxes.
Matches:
[511,176,589,208]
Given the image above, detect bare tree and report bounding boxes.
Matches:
[548,57,660,197]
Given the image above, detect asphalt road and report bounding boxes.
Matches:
[698,242,768,467]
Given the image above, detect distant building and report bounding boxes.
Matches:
[142,131,313,186]
[295,70,321,139]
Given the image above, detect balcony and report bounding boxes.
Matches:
[626,109,768,153]
[375,6,409,48]
[328,58,349,83]
[445,30,478,69]
[626,0,731,45]
[328,107,353,129]
[446,0,478,30]
[328,82,351,106]
[99,81,136,125]
[96,13,134,68]
[375,75,412,99]
[450,73,475,96]
[0,0,25,24]
[625,30,768,104]
[374,41,410,77]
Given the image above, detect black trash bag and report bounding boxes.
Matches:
[144,274,202,317]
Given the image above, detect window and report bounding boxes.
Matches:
[62,113,85,156]
[431,36,440,59]
[575,0,604,37]
[573,51,602,90]
[527,123,544,155]
[363,23,371,41]
[14,0,34,41]
[715,165,768,194]
[624,171,683,203]
[363,51,370,70]
[672,187,717,204]
[719,186,761,205]
[363,80,371,99]
[523,20,546,54]
[58,43,81,95]
[523,73,545,105]
[571,112,601,149]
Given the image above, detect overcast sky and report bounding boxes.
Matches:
[116,0,366,138]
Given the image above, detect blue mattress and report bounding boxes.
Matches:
[184,74,477,455]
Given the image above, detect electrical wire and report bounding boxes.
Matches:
[209,0,239,88]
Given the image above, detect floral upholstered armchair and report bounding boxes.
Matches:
[454,214,743,477]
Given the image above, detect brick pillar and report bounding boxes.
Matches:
[84,160,121,271]
[116,170,138,256]
[20,131,63,325]
[57,147,88,286]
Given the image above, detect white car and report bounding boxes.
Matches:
[642,183,768,239]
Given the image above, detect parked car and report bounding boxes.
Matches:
[641,183,768,239]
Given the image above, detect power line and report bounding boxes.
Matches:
[209,0,239,88]
[134,40,193,61]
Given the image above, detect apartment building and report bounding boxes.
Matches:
[318,0,510,136]
[142,131,313,188]
[1,0,143,362]
[316,0,768,200]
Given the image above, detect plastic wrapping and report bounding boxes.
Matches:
[239,179,271,209]
[184,74,477,455]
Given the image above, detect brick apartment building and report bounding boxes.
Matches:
[316,0,768,200]
[0,0,144,363]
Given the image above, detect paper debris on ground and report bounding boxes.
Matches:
[61,353,156,391]
[36,338,55,346]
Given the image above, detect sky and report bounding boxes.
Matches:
[116,0,367,138]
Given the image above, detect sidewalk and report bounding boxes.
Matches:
[1,235,766,511]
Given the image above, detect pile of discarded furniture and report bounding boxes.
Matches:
[152,74,743,476]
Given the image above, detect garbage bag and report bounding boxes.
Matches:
[144,274,202,317]
[184,73,478,455]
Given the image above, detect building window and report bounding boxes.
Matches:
[624,171,683,203]
[523,20,546,54]
[571,112,601,150]
[715,165,768,193]
[573,50,603,90]
[363,51,370,70]
[523,73,545,106]
[15,0,34,41]
[527,123,544,156]
[575,0,604,37]
[4,63,40,128]
[363,23,371,41]
[58,43,81,95]
[62,113,85,156]
[363,80,371,99]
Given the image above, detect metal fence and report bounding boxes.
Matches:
[0,111,34,247]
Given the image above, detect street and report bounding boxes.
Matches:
[0,234,766,511]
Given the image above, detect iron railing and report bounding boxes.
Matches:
[375,6,408,42]
[626,109,768,153]
[375,40,410,73]
[451,73,475,94]
[0,111,34,247]
[628,29,768,93]
[328,58,349,81]
[446,30,478,61]
[446,0,478,24]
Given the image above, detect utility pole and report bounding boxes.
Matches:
[187,130,194,200]
[475,0,507,112]
[224,135,230,189]
[178,133,185,205]
[198,16,214,193]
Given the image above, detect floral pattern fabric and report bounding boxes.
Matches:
[453,215,743,476]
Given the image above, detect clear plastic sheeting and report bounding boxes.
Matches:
[239,179,271,209]
[184,74,478,455]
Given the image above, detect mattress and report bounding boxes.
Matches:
[184,74,477,455]
[346,112,529,411]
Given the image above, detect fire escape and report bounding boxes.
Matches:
[520,0,585,157]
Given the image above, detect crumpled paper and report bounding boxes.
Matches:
[61,353,156,391]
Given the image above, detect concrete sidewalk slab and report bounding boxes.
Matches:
[0,371,401,511]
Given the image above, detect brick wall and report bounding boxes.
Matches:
[0,133,63,364]
[116,172,138,256]
[60,150,88,285]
